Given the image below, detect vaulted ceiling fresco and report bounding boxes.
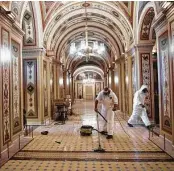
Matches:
[7,1,165,74]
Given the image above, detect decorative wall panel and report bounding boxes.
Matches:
[11,39,21,135]
[159,31,172,133]
[125,59,129,114]
[23,59,38,118]
[77,83,83,98]
[50,65,54,98]
[43,61,48,116]
[22,2,36,46]
[140,53,152,118]
[1,28,11,145]
[132,57,136,94]
[170,21,174,118]
[11,1,24,23]
[95,82,101,96]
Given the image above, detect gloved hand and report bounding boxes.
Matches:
[140,104,145,108]
[112,107,117,111]
[94,108,98,112]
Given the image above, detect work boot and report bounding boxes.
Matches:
[100,131,108,135]
[127,123,133,127]
[106,135,113,139]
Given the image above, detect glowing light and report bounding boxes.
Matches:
[66,78,69,85]
[59,78,63,85]
[93,41,98,50]
[1,46,10,62]
[83,78,95,84]
[50,79,53,85]
[70,42,76,54]
[109,76,111,84]
[98,43,105,54]
[114,76,119,84]
[126,76,128,83]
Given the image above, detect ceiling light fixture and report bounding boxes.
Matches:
[69,2,105,62]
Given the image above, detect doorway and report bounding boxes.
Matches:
[84,84,94,100]
[152,53,159,125]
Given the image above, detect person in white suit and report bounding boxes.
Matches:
[127,85,151,128]
[94,87,118,139]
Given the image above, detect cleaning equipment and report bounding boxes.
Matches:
[80,111,107,152]
[80,125,93,136]
[93,111,106,152]
[80,111,107,136]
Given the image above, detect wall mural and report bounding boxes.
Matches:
[140,53,152,118]
[43,61,48,117]
[76,71,102,80]
[159,31,171,133]
[1,28,11,145]
[140,8,155,40]
[23,59,38,118]
[22,2,36,46]
[11,39,21,135]
[77,83,83,99]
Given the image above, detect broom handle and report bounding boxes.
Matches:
[97,111,107,123]
[96,112,101,147]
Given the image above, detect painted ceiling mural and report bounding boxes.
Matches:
[8,1,164,74]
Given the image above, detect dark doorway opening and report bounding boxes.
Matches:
[152,53,159,125]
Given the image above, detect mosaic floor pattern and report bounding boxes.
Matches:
[1,100,174,171]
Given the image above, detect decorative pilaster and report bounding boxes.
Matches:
[23,48,46,124]
[153,5,173,137]
[134,44,154,120]
[0,6,24,152]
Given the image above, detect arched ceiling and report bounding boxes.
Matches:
[9,1,135,75]
[73,66,104,80]
[42,1,134,73]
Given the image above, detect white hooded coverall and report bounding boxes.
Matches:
[96,89,118,135]
[128,85,151,126]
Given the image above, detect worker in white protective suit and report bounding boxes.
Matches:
[94,87,118,139]
[127,85,152,129]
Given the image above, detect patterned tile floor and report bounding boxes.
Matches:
[1,100,174,171]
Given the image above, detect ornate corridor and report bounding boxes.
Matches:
[0,1,174,170]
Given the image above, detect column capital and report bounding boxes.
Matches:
[134,43,154,51]
[22,47,46,58]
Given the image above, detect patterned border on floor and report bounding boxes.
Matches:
[11,150,174,162]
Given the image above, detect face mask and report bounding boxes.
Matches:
[142,89,148,94]
[103,91,109,96]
